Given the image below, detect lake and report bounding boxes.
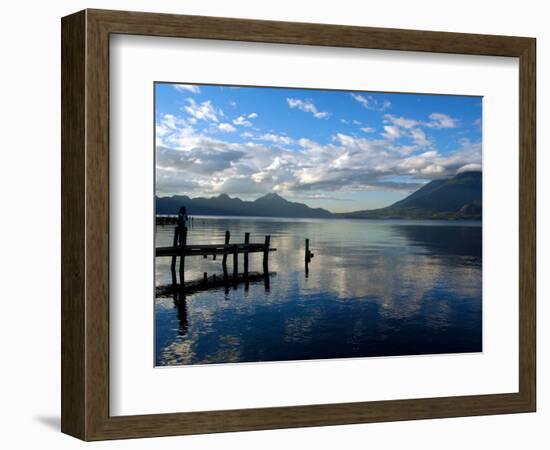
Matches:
[155,216,482,366]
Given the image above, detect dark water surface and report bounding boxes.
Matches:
[155,217,482,366]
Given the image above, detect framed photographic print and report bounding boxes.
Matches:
[61,9,536,440]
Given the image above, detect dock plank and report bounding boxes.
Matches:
[156,246,276,257]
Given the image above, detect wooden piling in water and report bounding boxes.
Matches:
[170,226,179,285]
[244,232,250,277]
[179,227,187,286]
[222,231,230,278]
[233,245,238,278]
[159,225,277,291]
[305,238,314,263]
[305,238,314,278]
[263,235,271,275]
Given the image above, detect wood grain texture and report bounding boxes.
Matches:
[518,39,536,410]
[61,10,86,439]
[61,9,537,441]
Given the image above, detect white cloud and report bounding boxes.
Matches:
[382,125,401,140]
[233,115,254,126]
[350,93,391,111]
[183,98,222,122]
[426,112,457,129]
[247,112,258,119]
[410,128,429,146]
[173,84,201,94]
[257,133,293,146]
[286,98,329,119]
[385,115,420,129]
[382,114,444,147]
[218,123,236,133]
[155,111,480,200]
[361,127,375,133]
[457,163,482,173]
[351,93,369,108]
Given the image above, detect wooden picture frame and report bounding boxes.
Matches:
[61,9,536,441]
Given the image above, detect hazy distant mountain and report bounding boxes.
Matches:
[155,192,333,218]
[338,171,482,220]
[156,171,482,220]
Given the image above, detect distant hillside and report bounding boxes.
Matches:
[157,171,482,220]
[156,192,333,218]
[338,171,482,220]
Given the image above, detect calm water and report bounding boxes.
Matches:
[155,217,482,366]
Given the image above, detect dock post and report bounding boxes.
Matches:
[244,232,250,277]
[305,238,314,277]
[170,226,179,285]
[305,238,309,278]
[222,231,230,264]
[263,235,271,275]
[222,231,230,279]
[233,245,238,279]
[179,227,187,287]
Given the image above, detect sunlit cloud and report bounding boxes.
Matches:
[156,84,481,210]
[351,93,391,111]
[218,123,236,133]
[286,98,330,119]
[183,98,223,122]
[173,84,200,94]
[426,112,458,129]
[257,133,293,146]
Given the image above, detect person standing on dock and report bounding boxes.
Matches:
[177,206,189,246]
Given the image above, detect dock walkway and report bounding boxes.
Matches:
[155,227,276,287]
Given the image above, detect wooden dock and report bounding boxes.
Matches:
[155,227,276,287]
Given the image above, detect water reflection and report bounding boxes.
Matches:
[155,217,482,366]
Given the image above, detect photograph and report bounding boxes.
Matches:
[154,83,483,366]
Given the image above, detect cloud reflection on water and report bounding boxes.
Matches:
[155,217,482,366]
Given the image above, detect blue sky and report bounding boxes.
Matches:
[155,83,482,212]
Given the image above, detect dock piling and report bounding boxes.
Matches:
[305,238,314,278]
[305,238,315,262]
[170,226,179,285]
[263,235,271,275]
[179,227,187,286]
[233,245,238,279]
[157,224,276,292]
[244,232,250,277]
[222,231,230,279]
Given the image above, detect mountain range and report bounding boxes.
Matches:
[156,171,482,220]
[156,192,333,218]
[338,171,482,220]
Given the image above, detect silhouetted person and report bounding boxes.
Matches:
[177,206,189,246]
